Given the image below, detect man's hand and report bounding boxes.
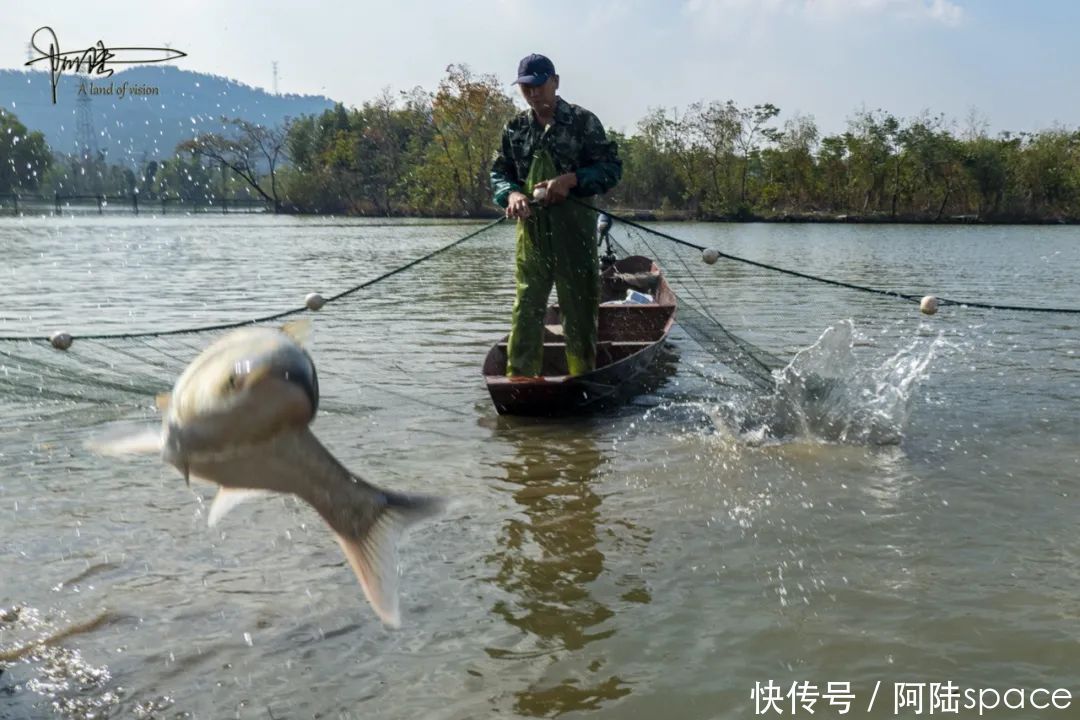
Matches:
[506,191,531,219]
[534,172,578,206]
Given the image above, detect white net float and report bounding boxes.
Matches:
[50,331,73,350]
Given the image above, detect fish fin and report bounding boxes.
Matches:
[281,319,311,346]
[155,392,171,412]
[332,490,444,629]
[87,427,162,456]
[208,487,269,527]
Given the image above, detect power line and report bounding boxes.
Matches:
[75,93,98,160]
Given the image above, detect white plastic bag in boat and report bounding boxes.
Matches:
[601,289,655,306]
[625,290,654,304]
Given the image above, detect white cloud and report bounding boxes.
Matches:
[925,0,964,25]
[808,0,963,24]
[684,0,964,26]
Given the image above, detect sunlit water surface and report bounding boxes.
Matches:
[0,215,1077,719]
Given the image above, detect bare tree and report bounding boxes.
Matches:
[179,118,291,212]
[734,103,780,204]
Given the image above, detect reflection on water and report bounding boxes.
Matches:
[489,428,610,649]
[486,424,646,716]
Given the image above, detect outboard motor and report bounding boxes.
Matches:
[596,213,617,269]
[596,213,611,235]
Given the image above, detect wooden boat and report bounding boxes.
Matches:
[483,255,677,416]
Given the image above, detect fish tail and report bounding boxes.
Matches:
[331,484,444,629]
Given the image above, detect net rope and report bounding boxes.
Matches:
[2,205,1069,415]
[575,200,1080,315]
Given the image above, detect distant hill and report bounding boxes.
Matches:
[0,66,336,164]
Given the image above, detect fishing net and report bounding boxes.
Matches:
[0,219,502,424]
[0,214,793,423]
[604,224,784,392]
[2,206,1075,426]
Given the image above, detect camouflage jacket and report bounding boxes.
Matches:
[490,97,622,208]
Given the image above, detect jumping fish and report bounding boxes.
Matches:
[93,322,443,627]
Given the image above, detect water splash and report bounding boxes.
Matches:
[730,320,946,445]
[0,605,121,719]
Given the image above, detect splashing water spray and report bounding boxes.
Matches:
[725,320,948,446]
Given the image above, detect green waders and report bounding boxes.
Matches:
[506,149,599,377]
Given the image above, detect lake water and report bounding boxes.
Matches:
[0,215,1077,719]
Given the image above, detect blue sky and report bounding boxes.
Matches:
[3,0,1077,136]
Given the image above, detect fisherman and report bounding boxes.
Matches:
[490,53,622,377]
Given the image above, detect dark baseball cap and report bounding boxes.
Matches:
[516,54,555,86]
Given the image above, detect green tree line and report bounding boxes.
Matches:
[2,65,1079,221]
[613,105,1080,221]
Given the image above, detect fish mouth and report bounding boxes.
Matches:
[293,350,319,417]
[233,347,320,417]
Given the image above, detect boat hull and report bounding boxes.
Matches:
[483,256,677,416]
